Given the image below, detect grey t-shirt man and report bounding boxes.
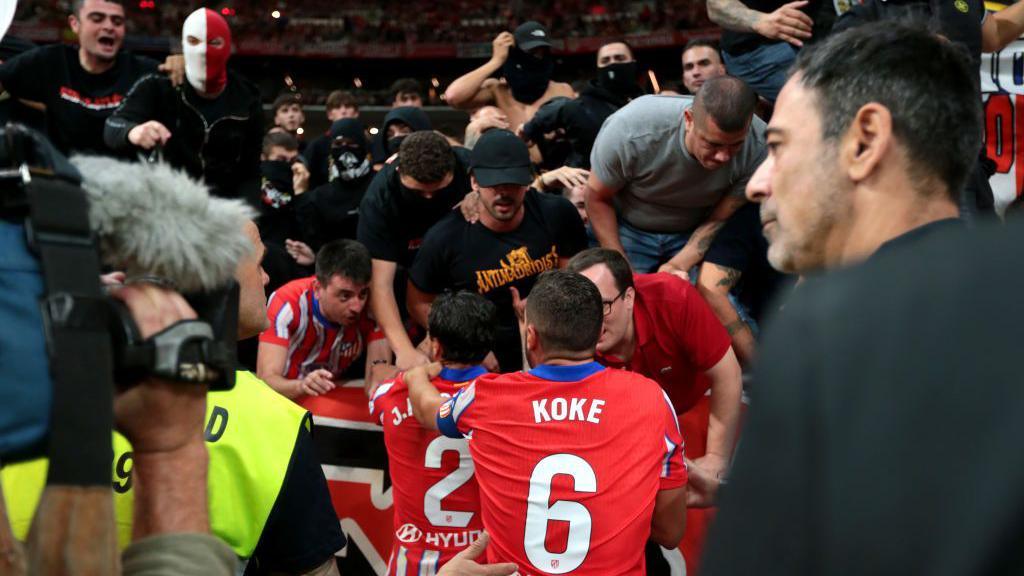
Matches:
[590,94,766,234]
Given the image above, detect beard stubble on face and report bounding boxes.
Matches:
[766,148,849,274]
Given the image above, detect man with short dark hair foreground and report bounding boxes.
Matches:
[702,25,1008,576]
[257,239,390,402]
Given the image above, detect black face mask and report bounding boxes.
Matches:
[387,134,408,156]
[503,48,554,104]
[260,160,294,208]
[398,178,448,206]
[597,61,639,96]
[329,145,371,182]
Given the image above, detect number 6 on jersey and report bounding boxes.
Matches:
[524,454,597,574]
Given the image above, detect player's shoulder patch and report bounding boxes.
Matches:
[451,380,477,421]
[437,380,477,439]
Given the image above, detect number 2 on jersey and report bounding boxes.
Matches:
[423,435,475,527]
[524,454,596,574]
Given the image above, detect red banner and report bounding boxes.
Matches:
[301,383,722,575]
[981,36,1024,213]
[303,386,395,573]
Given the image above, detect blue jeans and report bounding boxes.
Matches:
[722,42,797,103]
[619,220,690,273]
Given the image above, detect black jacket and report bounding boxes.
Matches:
[370,106,433,164]
[523,81,637,168]
[292,171,375,252]
[302,132,331,190]
[104,72,263,206]
[702,220,1024,576]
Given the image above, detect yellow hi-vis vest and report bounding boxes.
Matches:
[1,371,309,559]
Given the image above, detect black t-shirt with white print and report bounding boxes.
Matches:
[410,189,588,371]
[0,44,158,155]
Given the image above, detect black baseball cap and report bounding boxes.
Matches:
[513,21,552,52]
[470,129,533,187]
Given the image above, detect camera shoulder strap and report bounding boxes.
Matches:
[2,125,115,487]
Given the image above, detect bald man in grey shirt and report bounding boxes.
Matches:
[586,77,766,273]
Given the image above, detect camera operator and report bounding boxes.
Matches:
[111,283,236,576]
[0,286,234,575]
[3,163,344,574]
[116,220,344,575]
[0,125,256,575]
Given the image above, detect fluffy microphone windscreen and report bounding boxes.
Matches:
[71,156,256,294]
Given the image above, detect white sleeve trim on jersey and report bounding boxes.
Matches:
[273,301,294,340]
[370,381,395,403]
[451,381,476,422]
[661,389,682,433]
[437,381,477,439]
[368,381,396,421]
[662,434,679,478]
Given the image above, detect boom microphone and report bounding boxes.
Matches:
[70,155,255,293]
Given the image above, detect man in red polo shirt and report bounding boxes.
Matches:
[567,247,741,570]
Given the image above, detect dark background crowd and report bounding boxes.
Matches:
[9,0,717,106]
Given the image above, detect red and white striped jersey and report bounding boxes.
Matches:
[259,276,382,380]
[370,366,486,575]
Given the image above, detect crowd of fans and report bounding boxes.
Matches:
[3,0,1024,574]
[14,0,713,46]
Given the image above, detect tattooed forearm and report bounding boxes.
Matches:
[707,0,763,32]
[715,265,742,289]
[723,319,750,336]
[695,222,725,255]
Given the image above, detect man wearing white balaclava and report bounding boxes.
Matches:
[104,7,263,207]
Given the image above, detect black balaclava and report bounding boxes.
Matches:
[503,47,554,104]
[382,106,432,156]
[386,130,410,156]
[597,61,640,97]
[260,160,294,208]
[328,118,371,182]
